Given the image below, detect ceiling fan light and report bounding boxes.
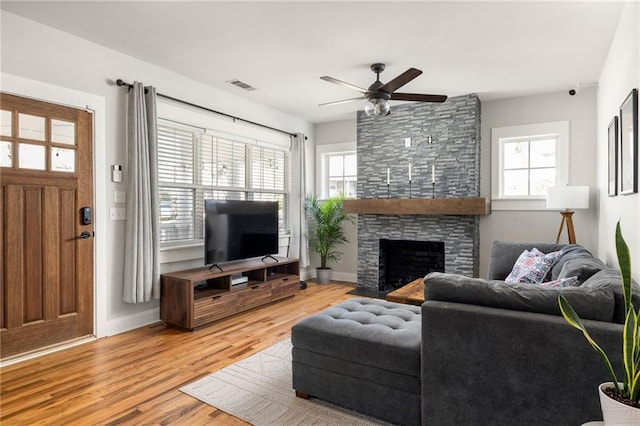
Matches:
[364,98,390,116]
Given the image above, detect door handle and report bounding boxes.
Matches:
[75,231,92,240]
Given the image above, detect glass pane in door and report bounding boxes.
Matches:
[0,141,12,167]
[18,113,46,141]
[51,119,76,145]
[51,147,75,172]
[19,143,46,170]
[0,110,12,137]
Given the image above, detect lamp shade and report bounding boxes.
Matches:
[546,186,589,210]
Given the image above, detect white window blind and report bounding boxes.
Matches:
[157,119,289,245]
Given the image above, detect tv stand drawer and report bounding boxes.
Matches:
[271,275,299,301]
[194,292,238,327]
[237,282,272,312]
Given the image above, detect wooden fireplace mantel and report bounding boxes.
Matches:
[342,198,490,216]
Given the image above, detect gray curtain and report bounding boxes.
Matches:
[290,133,309,268]
[123,82,160,303]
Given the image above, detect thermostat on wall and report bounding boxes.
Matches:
[111,164,122,183]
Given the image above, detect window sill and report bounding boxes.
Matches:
[160,242,204,264]
[491,198,548,211]
[158,234,292,265]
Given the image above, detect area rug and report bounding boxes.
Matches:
[180,338,389,425]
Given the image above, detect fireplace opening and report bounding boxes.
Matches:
[378,239,445,293]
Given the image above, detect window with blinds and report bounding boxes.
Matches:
[157,119,289,245]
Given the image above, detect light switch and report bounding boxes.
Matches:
[113,190,126,204]
[110,208,126,221]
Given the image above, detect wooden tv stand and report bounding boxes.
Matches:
[160,257,299,330]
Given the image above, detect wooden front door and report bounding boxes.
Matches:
[0,93,94,358]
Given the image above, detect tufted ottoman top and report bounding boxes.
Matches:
[291,298,421,377]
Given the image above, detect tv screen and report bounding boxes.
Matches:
[204,200,279,266]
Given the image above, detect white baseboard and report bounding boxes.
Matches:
[331,271,357,283]
[105,308,162,336]
[300,268,314,281]
[301,267,356,283]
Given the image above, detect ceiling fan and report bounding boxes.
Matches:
[319,63,448,116]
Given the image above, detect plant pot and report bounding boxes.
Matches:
[316,267,331,285]
[599,382,640,425]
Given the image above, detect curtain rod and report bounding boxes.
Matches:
[115,79,298,138]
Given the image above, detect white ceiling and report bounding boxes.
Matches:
[1,1,625,124]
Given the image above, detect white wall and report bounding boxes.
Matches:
[312,119,358,282]
[597,1,640,281]
[480,88,599,278]
[1,12,313,335]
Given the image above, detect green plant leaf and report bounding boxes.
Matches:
[631,310,640,401]
[558,220,637,403]
[616,221,632,312]
[304,193,354,269]
[624,308,637,395]
[558,295,620,392]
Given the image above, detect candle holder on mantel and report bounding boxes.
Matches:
[432,182,435,198]
[387,183,390,199]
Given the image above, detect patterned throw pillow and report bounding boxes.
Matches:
[505,249,563,284]
[540,276,580,288]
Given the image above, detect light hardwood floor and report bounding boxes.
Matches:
[0,281,357,425]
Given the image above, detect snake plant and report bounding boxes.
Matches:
[558,220,638,403]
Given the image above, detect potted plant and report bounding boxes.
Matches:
[304,193,354,284]
[558,221,640,424]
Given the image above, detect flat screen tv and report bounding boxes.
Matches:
[204,199,279,268]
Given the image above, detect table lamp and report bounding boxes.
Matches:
[546,186,589,244]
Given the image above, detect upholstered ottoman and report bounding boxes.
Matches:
[291,298,421,425]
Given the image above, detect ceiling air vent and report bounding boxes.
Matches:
[227,79,256,91]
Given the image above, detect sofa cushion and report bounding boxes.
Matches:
[505,249,562,284]
[424,272,615,322]
[582,269,640,324]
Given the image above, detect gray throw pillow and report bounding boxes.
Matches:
[557,257,606,284]
[424,272,614,322]
[550,245,597,280]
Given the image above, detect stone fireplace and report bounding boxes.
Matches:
[354,94,481,294]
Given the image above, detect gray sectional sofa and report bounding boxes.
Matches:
[292,241,635,425]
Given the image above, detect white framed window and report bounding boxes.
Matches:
[491,121,569,210]
[154,98,292,260]
[157,119,289,246]
[316,142,357,198]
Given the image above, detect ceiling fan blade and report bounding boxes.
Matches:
[379,68,422,94]
[391,93,448,103]
[320,76,368,93]
[318,96,366,107]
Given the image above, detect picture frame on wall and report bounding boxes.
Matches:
[608,116,618,196]
[619,88,638,195]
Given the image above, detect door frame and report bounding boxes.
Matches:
[2,73,108,338]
